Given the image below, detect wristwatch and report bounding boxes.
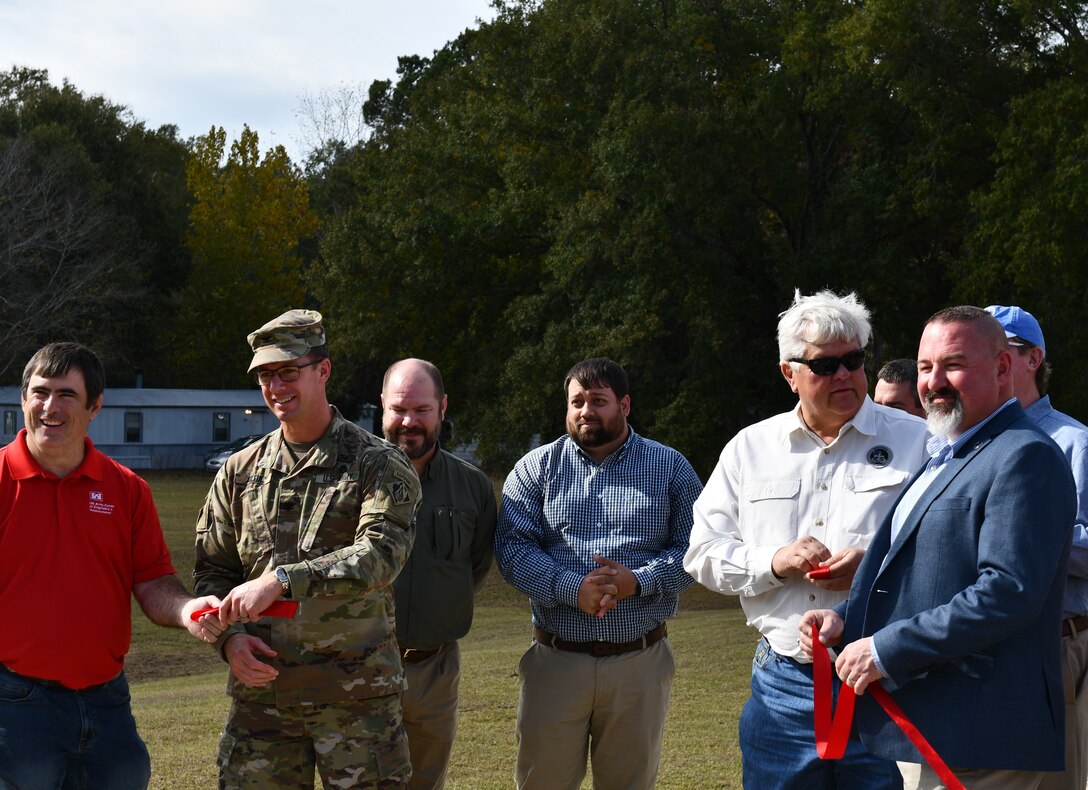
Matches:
[275,567,291,598]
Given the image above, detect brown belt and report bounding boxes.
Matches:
[401,642,452,664]
[1062,615,1088,638]
[533,623,667,657]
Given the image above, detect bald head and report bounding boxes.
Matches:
[926,306,1010,356]
[381,358,447,470]
[383,358,444,399]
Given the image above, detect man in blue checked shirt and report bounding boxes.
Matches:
[495,357,702,790]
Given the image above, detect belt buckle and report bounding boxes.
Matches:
[589,641,615,657]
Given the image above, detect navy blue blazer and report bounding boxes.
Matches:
[840,402,1075,771]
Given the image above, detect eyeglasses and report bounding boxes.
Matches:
[255,358,322,386]
[789,349,866,376]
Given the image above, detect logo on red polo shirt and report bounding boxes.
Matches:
[88,491,115,515]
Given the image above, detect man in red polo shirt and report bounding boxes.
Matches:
[0,342,222,789]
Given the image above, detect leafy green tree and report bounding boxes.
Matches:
[315,1,793,471]
[0,136,143,377]
[171,126,317,388]
[311,0,1088,471]
[963,70,1088,406]
[0,67,191,384]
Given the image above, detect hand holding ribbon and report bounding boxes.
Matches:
[810,624,965,790]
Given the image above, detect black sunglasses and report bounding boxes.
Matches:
[789,349,866,376]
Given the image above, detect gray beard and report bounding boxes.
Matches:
[925,398,964,436]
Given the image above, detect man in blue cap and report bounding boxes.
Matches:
[987,304,1088,790]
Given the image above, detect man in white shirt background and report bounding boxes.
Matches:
[683,289,928,789]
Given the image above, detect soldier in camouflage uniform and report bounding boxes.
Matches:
[193,309,421,789]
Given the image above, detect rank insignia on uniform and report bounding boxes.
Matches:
[867,446,892,468]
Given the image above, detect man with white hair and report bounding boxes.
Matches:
[684,290,927,788]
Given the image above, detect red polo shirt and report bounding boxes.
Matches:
[0,431,175,688]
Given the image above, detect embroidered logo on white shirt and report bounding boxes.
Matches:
[867,446,892,468]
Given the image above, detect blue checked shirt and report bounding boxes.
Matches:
[496,429,703,643]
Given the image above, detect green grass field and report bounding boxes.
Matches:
[130,472,755,789]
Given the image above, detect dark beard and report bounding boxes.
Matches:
[387,427,438,459]
[570,422,619,449]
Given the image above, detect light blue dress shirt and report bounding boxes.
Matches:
[1025,395,1088,618]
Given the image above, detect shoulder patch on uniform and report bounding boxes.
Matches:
[388,470,414,505]
[867,446,892,468]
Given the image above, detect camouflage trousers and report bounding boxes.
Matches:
[218,693,411,789]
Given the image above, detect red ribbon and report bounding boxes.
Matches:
[189,600,299,622]
[811,624,965,790]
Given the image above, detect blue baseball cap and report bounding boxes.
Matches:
[985,305,1046,357]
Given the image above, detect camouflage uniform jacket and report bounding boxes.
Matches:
[194,407,420,706]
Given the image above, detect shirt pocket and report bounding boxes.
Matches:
[301,482,363,556]
[844,470,909,536]
[238,479,276,562]
[433,506,477,561]
[742,478,801,545]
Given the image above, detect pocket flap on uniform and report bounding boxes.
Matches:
[846,470,908,493]
[743,479,801,501]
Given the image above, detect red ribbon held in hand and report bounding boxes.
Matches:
[189,600,299,622]
[810,624,965,790]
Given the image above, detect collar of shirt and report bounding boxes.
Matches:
[7,429,104,481]
[1023,394,1053,423]
[261,406,347,474]
[924,397,1019,462]
[421,442,446,481]
[787,395,882,448]
[888,397,1018,551]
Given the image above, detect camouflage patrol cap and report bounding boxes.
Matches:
[247,309,326,372]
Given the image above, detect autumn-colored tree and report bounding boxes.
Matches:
[172,126,318,388]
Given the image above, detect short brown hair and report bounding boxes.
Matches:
[563,358,629,400]
[21,343,105,407]
[926,306,1008,354]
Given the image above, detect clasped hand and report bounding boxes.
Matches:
[577,553,638,618]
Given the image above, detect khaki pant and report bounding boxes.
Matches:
[514,638,675,790]
[900,762,1044,790]
[1038,624,1088,790]
[402,642,461,790]
[218,693,410,789]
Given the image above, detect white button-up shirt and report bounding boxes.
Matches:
[684,397,928,659]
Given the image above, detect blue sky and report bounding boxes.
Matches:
[0,0,498,161]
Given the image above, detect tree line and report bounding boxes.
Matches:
[2,0,1087,476]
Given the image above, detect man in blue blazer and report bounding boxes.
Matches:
[801,306,1076,789]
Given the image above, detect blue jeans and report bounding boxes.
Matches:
[0,665,150,789]
[740,639,902,790]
